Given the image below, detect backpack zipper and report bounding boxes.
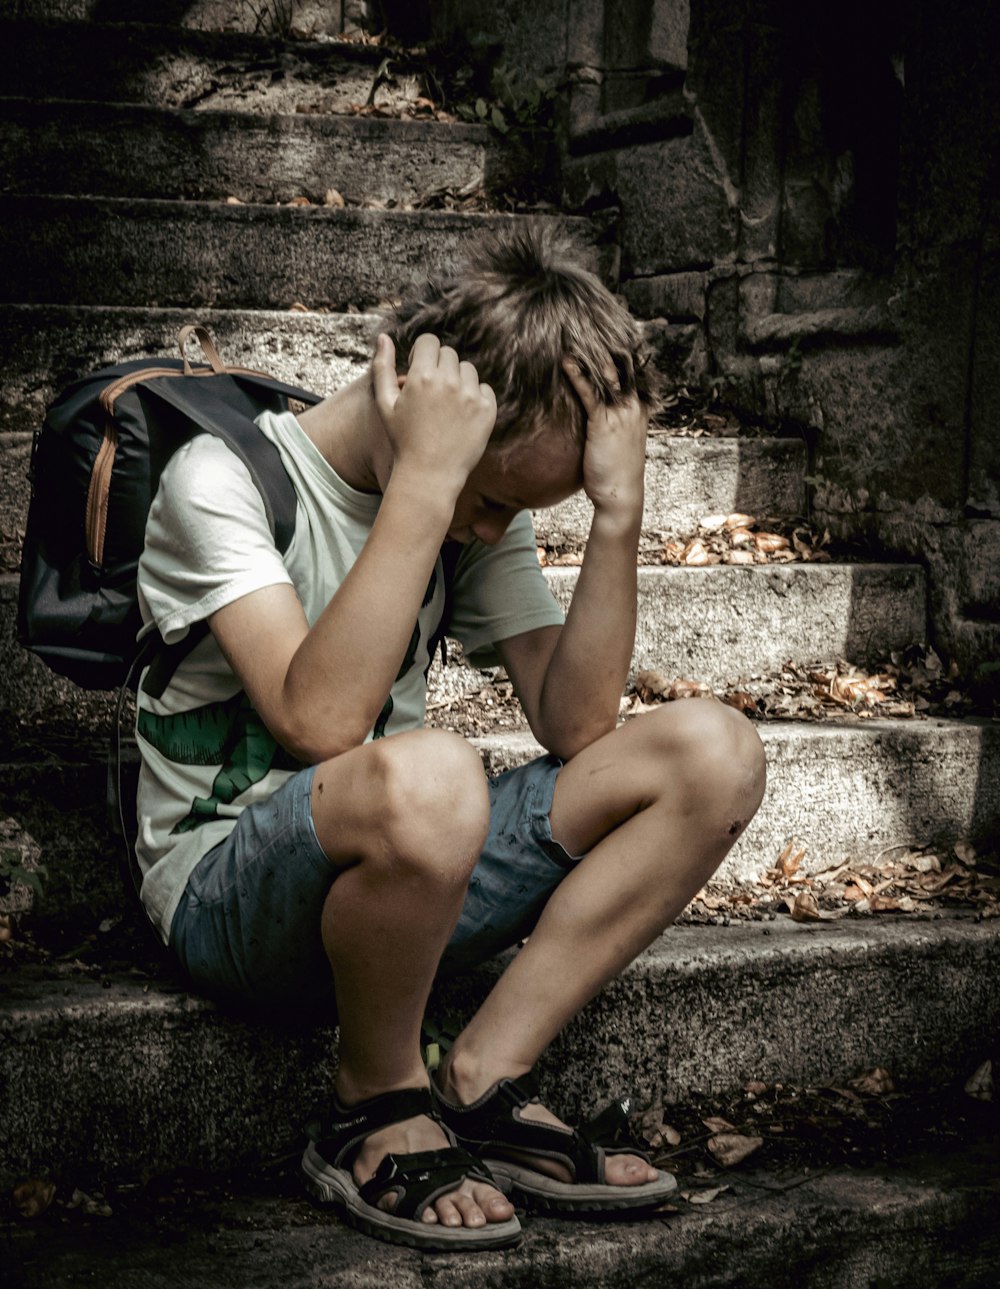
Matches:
[86,363,273,567]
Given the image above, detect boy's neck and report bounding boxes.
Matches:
[296,374,391,495]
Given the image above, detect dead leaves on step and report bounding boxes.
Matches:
[680,838,1000,926]
[625,643,973,724]
[656,513,832,568]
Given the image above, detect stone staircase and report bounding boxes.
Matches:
[1,4,998,1285]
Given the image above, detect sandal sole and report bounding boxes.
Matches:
[301,1144,523,1251]
[485,1159,679,1215]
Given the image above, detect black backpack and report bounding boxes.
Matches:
[17,324,322,694]
[17,325,324,915]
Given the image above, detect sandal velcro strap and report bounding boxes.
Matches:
[435,1072,650,1185]
[316,1086,438,1171]
[358,1146,495,1222]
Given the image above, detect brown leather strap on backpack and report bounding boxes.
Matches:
[178,323,226,375]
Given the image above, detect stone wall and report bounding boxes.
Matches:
[423,0,1000,685]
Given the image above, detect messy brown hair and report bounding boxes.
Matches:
[385,223,660,446]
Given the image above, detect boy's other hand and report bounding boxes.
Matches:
[562,358,647,523]
[372,333,497,498]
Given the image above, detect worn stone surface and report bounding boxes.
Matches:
[474,718,1000,877]
[0,197,609,311]
[543,562,927,682]
[0,304,378,434]
[431,0,569,80]
[7,1151,1000,1288]
[536,436,806,546]
[567,120,738,277]
[0,99,503,205]
[2,917,997,1186]
[623,270,708,321]
[0,19,382,112]
[0,1,347,32]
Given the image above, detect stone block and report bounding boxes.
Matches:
[613,123,738,276]
[623,270,707,320]
[959,521,1000,610]
[642,319,708,386]
[969,243,1000,516]
[431,0,569,79]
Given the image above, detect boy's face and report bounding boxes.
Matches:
[447,427,584,546]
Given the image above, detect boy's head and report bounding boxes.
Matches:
[385,224,660,449]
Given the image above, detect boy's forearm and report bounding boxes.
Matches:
[280,472,454,759]
[535,505,641,759]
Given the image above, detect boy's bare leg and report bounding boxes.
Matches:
[437,700,767,1185]
[309,728,514,1228]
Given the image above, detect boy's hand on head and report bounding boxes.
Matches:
[562,358,647,523]
[372,333,497,498]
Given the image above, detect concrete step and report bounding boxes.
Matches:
[0,196,611,311]
[543,562,927,684]
[4,714,996,941]
[2,917,997,1187]
[0,19,384,112]
[0,1,350,35]
[0,561,921,727]
[472,718,1000,883]
[0,97,508,206]
[6,1148,999,1288]
[0,1,292,31]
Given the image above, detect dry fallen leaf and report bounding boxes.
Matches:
[754,531,790,554]
[225,195,243,205]
[964,1059,993,1102]
[849,1067,896,1096]
[724,513,756,531]
[13,1179,56,1218]
[702,1115,738,1134]
[633,1109,682,1148]
[707,1133,764,1168]
[788,891,826,922]
[681,1185,730,1204]
[287,195,312,206]
[954,841,977,865]
[288,302,310,313]
[323,187,346,208]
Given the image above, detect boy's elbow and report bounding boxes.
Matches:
[533,712,617,762]
[272,701,373,766]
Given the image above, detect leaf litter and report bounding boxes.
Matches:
[629,1059,998,1190]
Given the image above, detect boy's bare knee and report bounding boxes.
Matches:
[371,730,490,883]
[641,700,766,825]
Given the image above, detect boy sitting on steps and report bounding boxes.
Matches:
[135,226,766,1250]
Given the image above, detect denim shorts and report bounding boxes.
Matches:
[169,754,579,1017]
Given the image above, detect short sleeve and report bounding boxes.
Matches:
[447,510,564,667]
[138,435,294,645]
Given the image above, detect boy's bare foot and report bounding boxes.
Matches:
[352,1112,515,1227]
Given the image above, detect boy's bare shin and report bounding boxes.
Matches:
[444,700,766,1090]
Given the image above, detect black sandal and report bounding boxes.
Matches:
[433,1070,678,1214]
[301,1086,522,1250]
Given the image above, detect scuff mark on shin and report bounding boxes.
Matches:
[728,818,745,836]
[317,780,324,795]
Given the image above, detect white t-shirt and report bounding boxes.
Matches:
[135,409,564,942]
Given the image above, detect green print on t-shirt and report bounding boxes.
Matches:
[137,692,300,833]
